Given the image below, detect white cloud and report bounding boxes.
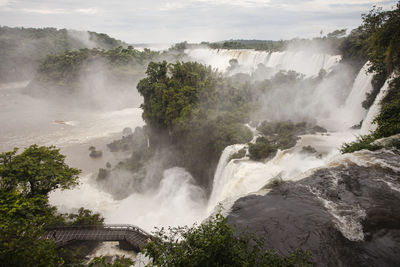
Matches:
[0,0,397,43]
[75,8,100,14]
[193,0,272,8]
[21,8,67,14]
[160,2,186,11]
[0,0,11,7]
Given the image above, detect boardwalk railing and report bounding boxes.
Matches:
[44,224,152,252]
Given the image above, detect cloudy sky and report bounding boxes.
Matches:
[0,0,396,44]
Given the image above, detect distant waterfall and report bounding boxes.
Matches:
[185,48,341,77]
[360,79,390,134]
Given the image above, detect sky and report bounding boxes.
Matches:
[0,0,397,44]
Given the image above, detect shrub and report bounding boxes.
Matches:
[144,213,312,267]
[248,137,277,161]
[229,148,247,161]
[340,135,382,154]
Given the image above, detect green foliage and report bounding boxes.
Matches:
[138,61,211,130]
[249,121,326,160]
[0,145,106,265]
[248,137,277,161]
[0,144,80,196]
[229,148,247,161]
[0,26,125,82]
[35,46,159,90]
[341,2,400,153]
[264,175,285,189]
[137,61,254,187]
[170,41,188,51]
[206,30,347,53]
[257,120,304,136]
[65,207,104,226]
[374,77,400,138]
[207,39,285,51]
[361,2,400,75]
[0,189,62,267]
[339,27,369,71]
[340,135,382,154]
[144,213,312,267]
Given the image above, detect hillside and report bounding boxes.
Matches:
[0,26,126,82]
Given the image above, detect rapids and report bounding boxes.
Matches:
[0,47,394,262]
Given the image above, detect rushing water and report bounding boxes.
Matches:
[186,48,341,77]
[0,48,390,257]
[361,79,390,134]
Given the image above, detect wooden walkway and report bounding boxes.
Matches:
[44,224,152,252]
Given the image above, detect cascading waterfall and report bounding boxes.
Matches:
[341,62,374,128]
[207,144,246,213]
[37,47,390,250]
[185,48,341,77]
[206,58,382,224]
[207,132,356,214]
[360,79,390,134]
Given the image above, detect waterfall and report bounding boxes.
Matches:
[206,132,356,215]
[340,62,374,128]
[185,48,341,77]
[208,144,245,212]
[360,79,390,134]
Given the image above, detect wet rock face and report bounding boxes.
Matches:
[227,150,400,267]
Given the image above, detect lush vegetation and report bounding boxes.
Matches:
[341,2,400,153]
[136,61,254,188]
[229,147,247,161]
[31,46,159,94]
[203,30,346,53]
[248,121,326,161]
[0,26,125,82]
[0,145,80,196]
[0,145,104,266]
[144,213,312,267]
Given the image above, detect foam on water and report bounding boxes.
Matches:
[207,132,356,213]
[51,168,207,232]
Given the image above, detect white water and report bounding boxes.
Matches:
[186,48,341,77]
[50,167,207,232]
[341,62,374,128]
[361,79,390,134]
[0,46,383,256]
[207,132,357,213]
[205,57,382,241]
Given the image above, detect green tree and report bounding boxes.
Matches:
[137,61,254,188]
[0,145,80,196]
[0,190,62,267]
[66,207,105,225]
[361,2,400,75]
[341,2,400,153]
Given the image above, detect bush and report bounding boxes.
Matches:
[340,135,382,154]
[229,148,247,161]
[248,137,277,161]
[144,213,312,267]
[264,175,285,189]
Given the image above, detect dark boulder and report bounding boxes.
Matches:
[228,150,400,267]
